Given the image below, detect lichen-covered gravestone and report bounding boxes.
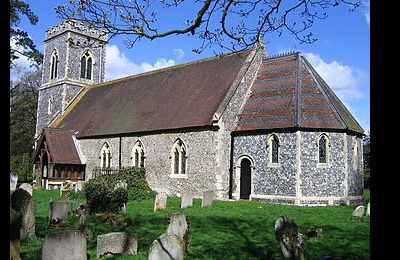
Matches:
[11,188,35,240]
[167,213,188,240]
[148,233,185,260]
[352,205,365,218]
[19,183,33,196]
[274,216,305,260]
[180,192,193,209]
[42,230,87,260]
[10,208,20,260]
[201,190,213,207]
[154,192,168,211]
[10,172,18,191]
[96,232,137,258]
[49,201,71,225]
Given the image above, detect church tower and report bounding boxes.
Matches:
[35,20,107,138]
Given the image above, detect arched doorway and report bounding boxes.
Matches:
[240,158,252,200]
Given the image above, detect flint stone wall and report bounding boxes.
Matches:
[79,130,219,197]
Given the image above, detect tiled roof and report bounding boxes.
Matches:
[34,128,82,165]
[52,49,253,137]
[235,52,364,134]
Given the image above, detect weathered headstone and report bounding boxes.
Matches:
[10,208,20,260]
[154,192,168,211]
[10,172,18,191]
[148,233,185,260]
[42,230,87,260]
[352,205,365,218]
[275,216,305,260]
[76,204,89,225]
[181,192,193,209]
[19,183,33,196]
[96,232,137,258]
[166,213,188,240]
[49,201,71,225]
[115,181,128,190]
[366,202,370,216]
[201,190,214,207]
[11,189,35,240]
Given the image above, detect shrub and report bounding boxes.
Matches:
[83,178,128,213]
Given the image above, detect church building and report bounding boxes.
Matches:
[33,20,364,205]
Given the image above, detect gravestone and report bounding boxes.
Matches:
[201,190,214,207]
[166,213,188,240]
[275,216,305,260]
[42,230,87,260]
[366,202,370,216]
[19,183,33,196]
[76,204,89,225]
[10,172,18,191]
[11,188,35,240]
[154,192,168,211]
[96,232,137,258]
[352,205,365,218]
[10,208,20,260]
[148,233,185,260]
[181,192,193,209]
[115,181,128,190]
[49,201,71,225]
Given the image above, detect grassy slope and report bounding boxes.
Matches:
[20,189,370,259]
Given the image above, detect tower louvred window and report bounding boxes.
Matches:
[80,52,93,80]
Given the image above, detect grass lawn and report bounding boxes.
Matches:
[19,189,370,259]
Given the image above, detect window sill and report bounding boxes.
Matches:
[317,163,330,168]
[169,174,188,179]
[267,163,280,168]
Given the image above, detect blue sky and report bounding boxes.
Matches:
[11,0,370,132]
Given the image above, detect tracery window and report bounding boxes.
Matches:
[80,51,93,80]
[132,141,145,168]
[100,142,111,168]
[171,139,187,176]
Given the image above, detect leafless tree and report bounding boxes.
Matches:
[56,0,361,53]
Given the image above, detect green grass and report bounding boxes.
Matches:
[20,189,370,259]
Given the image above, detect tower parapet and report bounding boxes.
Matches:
[45,19,107,42]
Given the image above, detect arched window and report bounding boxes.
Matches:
[170,139,188,176]
[132,140,145,168]
[318,134,330,165]
[80,51,93,80]
[267,134,280,165]
[100,142,111,168]
[50,50,58,80]
[47,96,53,115]
[353,139,358,170]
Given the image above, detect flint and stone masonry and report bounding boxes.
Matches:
[34,20,364,206]
[233,131,363,205]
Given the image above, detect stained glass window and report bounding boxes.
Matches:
[87,57,92,79]
[174,148,179,174]
[80,56,86,79]
[181,148,186,174]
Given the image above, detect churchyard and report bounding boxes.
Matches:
[14,186,370,259]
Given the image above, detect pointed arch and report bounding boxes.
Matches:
[80,50,94,80]
[50,49,59,80]
[132,140,145,168]
[317,133,330,166]
[170,138,188,177]
[266,133,280,165]
[100,142,111,168]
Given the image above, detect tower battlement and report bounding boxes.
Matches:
[45,19,107,42]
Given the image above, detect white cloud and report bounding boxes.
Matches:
[105,45,177,81]
[173,48,185,61]
[304,52,365,101]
